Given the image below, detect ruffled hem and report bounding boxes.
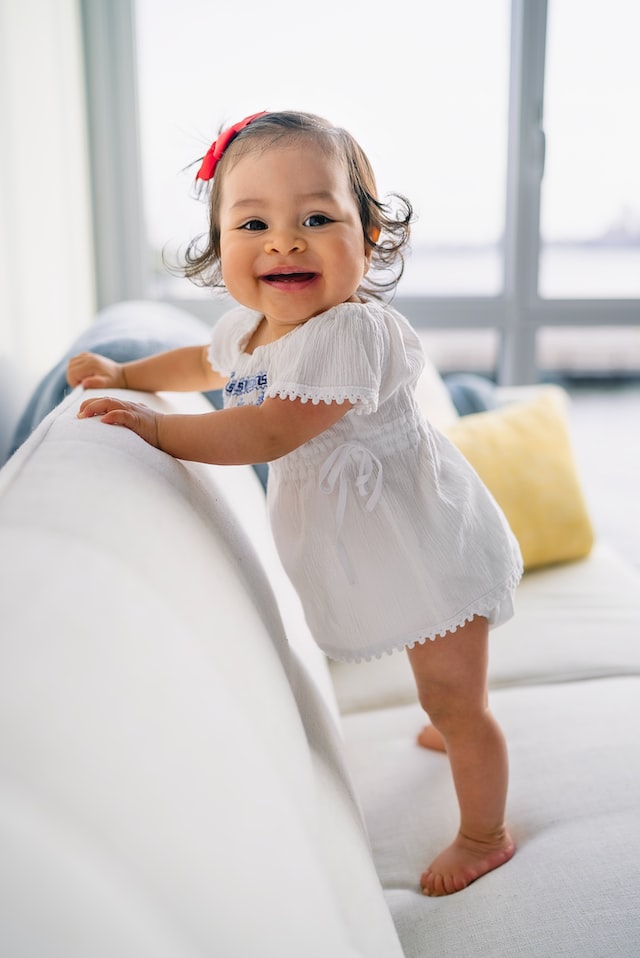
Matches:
[321,562,524,663]
[266,384,377,415]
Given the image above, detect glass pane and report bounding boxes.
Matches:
[134,0,509,299]
[418,329,499,375]
[539,0,640,298]
[538,326,640,374]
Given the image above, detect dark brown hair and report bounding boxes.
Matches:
[178,111,413,299]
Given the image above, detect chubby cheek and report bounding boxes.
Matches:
[348,234,371,274]
[219,243,251,297]
[342,242,371,286]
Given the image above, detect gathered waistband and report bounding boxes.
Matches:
[273,414,421,482]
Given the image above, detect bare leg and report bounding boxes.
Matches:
[407,616,515,896]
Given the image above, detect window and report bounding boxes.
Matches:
[539,0,640,298]
[134,0,510,298]
[81,0,640,383]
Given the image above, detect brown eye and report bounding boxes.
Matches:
[241,219,267,231]
[304,214,332,227]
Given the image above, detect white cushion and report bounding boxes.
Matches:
[341,678,640,957]
[0,387,403,958]
[0,615,357,958]
[414,353,459,430]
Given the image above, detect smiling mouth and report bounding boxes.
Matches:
[262,271,317,284]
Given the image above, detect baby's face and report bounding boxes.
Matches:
[218,141,371,340]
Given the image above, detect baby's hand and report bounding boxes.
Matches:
[78,396,161,448]
[67,352,126,389]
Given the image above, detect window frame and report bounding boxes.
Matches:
[79,0,640,385]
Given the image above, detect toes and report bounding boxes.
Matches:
[421,870,470,897]
[416,725,447,752]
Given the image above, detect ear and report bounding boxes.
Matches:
[364,226,381,263]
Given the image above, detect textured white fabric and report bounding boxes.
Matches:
[413,350,459,430]
[341,678,640,958]
[209,301,523,661]
[0,388,403,958]
[330,541,640,713]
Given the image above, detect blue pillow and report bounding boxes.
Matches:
[443,373,498,416]
[8,300,270,488]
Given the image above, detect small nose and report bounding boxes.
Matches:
[264,227,306,254]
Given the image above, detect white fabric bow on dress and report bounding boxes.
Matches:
[319,442,383,583]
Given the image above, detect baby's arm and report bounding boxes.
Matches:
[67,345,227,393]
[77,394,350,464]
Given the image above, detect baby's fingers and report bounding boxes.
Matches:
[77,396,123,418]
[67,353,97,387]
[80,375,111,389]
[99,408,152,434]
[77,397,159,448]
[67,352,123,388]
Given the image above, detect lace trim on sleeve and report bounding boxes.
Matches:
[265,383,378,415]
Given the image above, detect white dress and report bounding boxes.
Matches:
[208,301,523,662]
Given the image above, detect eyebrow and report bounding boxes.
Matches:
[230,190,337,211]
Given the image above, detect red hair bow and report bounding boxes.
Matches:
[195,111,269,182]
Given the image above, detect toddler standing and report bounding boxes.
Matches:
[68,110,523,896]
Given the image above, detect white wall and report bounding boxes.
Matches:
[0,0,96,459]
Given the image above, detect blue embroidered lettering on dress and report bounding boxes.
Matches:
[225,371,268,406]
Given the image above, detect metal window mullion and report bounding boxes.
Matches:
[500,0,548,384]
[80,0,146,309]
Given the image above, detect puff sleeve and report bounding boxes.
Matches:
[207,307,261,376]
[265,303,388,414]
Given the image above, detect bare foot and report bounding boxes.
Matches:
[416,724,447,752]
[421,830,515,896]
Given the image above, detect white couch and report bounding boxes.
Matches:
[2,307,639,957]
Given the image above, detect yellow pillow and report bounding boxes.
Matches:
[445,387,595,570]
